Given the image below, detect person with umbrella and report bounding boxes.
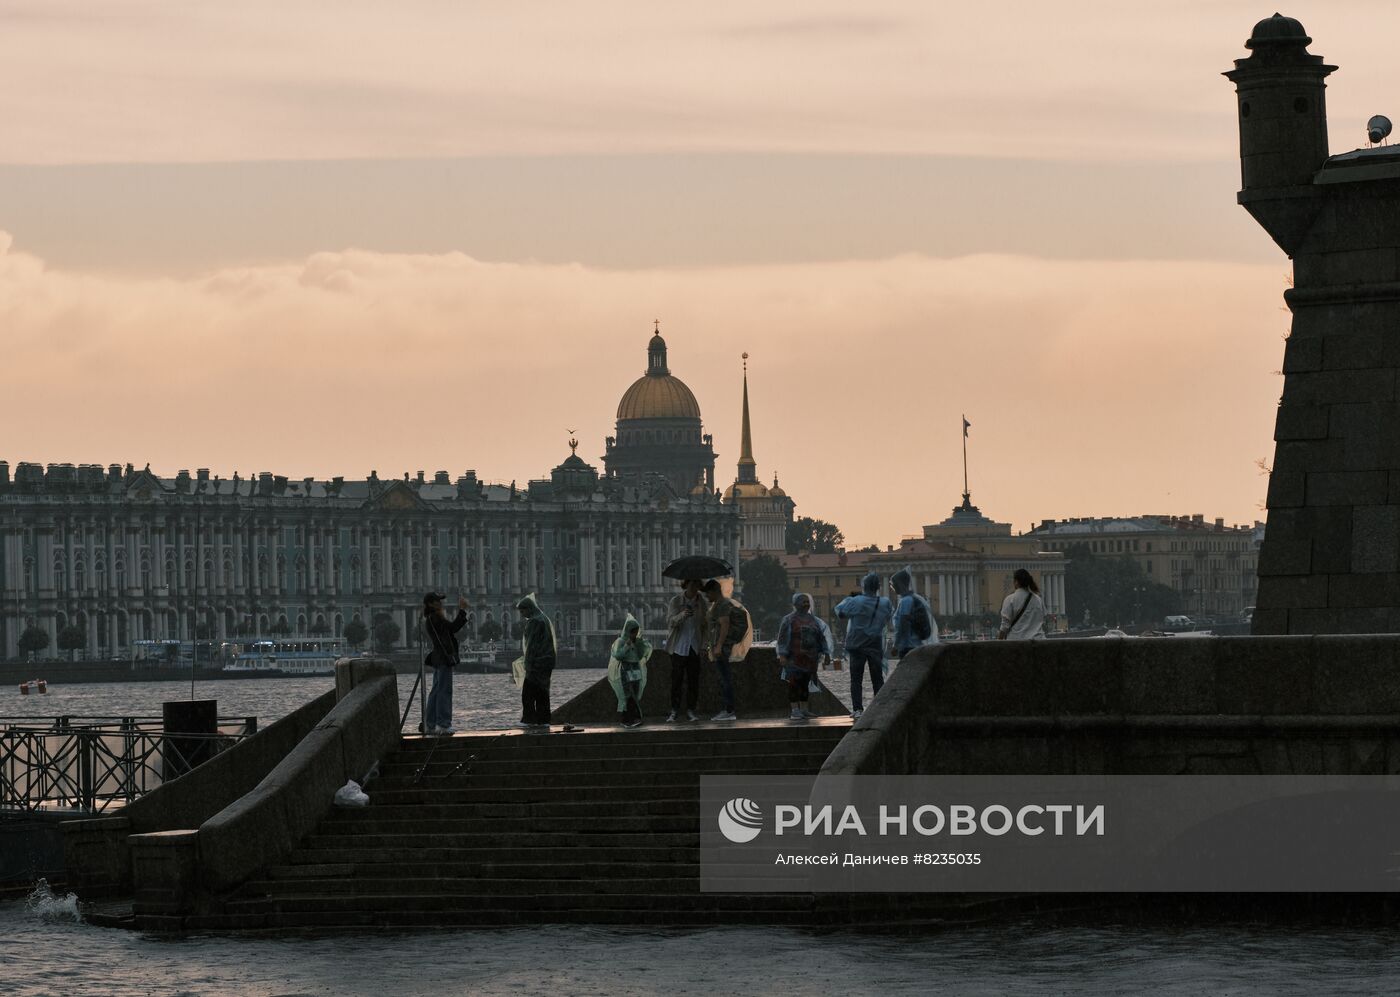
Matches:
[607,614,652,728]
[664,578,709,723]
[661,555,731,723]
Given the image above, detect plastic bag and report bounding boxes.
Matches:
[334,779,369,807]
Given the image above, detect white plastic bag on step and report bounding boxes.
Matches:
[334,779,369,807]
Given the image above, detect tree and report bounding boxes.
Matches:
[1063,544,1182,627]
[739,554,792,636]
[785,517,845,555]
[18,625,50,659]
[372,618,402,653]
[343,619,369,649]
[477,620,504,643]
[307,619,331,637]
[57,624,86,660]
[194,621,215,640]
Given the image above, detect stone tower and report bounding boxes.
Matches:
[1228,14,1400,633]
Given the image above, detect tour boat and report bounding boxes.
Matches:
[220,638,346,677]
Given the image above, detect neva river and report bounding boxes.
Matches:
[6,672,1400,994]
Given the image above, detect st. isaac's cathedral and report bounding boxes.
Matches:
[0,328,796,658]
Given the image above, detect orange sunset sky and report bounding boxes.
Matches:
[3,2,1398,546]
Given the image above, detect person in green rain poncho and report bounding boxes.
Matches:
[513,593,557,730]
[607,615,652,728]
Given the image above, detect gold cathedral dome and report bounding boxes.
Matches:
[616,332,702,422]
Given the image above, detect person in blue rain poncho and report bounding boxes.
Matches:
[835,572,894,721]
[890,567,939,659]
[607,614,652,728]
[776,592,832,721]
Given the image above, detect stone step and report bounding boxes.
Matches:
[226,890,812,914]
[322,798,700,820]
[266,860,702,881]
[307,815,699,835]
[375,750,833,780]
[249,875,718,896]
[288,845,698,866]
[302,831,701,851]
[185,906,821,930]
[361,772,812,800]
[390,725,847,757]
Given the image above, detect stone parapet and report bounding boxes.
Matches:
[60,689,335,897]
[822,637,1400,776]
[550,646,849,723]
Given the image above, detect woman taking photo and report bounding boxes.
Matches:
[998,569,1046,641]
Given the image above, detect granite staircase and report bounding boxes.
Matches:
[198,721,850,930]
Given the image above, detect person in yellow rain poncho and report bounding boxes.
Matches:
[607,614,652,728]
[512,593,557,731]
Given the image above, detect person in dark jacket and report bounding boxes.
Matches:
[423,592,470,735]
[517,593,557,728]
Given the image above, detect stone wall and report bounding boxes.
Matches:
[61,689,335,897]
[822,637,1400,776]
[551,647,849,723]
[127,659,400,923]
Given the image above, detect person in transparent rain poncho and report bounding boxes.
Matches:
[835,572,894,721]
[512,592,559,731]
[775,592,833,721]
[890,567,939,660]
[607,614,653,728]
[701,577,753,722]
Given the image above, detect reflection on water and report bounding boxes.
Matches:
[2,904,1400,997]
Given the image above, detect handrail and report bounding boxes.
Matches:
[0,720,256,814]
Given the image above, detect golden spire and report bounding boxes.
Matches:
[737,352,757,484]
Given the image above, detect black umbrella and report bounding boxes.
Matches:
[662,555,733,581]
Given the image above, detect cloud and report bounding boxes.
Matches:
[0,234,1286,541]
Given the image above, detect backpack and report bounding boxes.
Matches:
[728,602,750,642]
[909,598,933,642]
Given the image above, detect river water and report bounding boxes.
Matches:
[5,673,1400,995]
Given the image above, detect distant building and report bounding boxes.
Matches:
[1028,514,1263,620]
[915,494,1068,624]
[723,355,795,557]
[777,491,1069,636]
[603,329,717,495]
[0,325,781,660]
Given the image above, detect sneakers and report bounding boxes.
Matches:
[622,718,642,729]
[801,707,817,719]
[788,706,805,721]
[666,711,678,723]
[711,710,737,722]
[437,726,457,736]
[852,708,864,721]
[687,710,700,723]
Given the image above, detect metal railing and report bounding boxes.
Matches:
[0,715,257,815]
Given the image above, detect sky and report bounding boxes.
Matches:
[2,1,1397,545]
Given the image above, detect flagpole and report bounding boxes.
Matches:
[961,414,969,501]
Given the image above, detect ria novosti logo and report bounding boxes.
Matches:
[717,798,764,843]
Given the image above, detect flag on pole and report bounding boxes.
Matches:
[962,417,971,438]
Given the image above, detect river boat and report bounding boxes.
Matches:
[220,638,347,676]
